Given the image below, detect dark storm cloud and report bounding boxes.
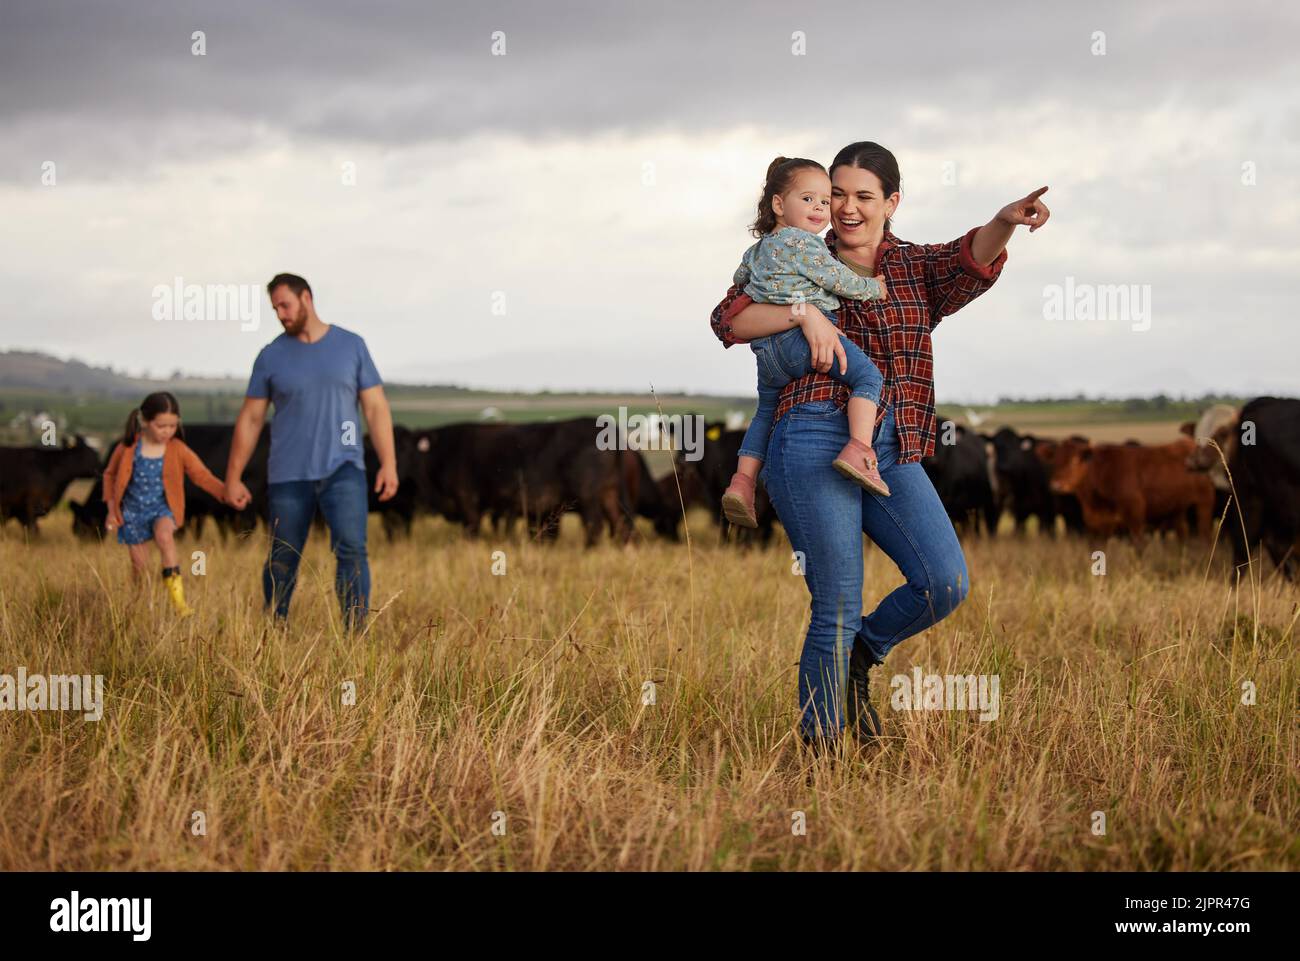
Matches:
[1,0,1295,183]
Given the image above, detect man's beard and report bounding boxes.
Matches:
[282,306,308,335]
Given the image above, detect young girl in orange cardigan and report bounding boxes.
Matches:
[103,391,229,616]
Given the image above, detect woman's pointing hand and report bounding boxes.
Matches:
[996,186,1051,233]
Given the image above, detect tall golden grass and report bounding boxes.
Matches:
[0,510,1296,870]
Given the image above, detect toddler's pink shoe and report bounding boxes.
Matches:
[721,472,759,528]
[832,439,891,496]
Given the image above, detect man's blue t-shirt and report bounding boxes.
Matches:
[246,325,382,484]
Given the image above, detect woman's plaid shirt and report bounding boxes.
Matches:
[710,226,1007,463]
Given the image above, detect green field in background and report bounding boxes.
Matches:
[0,385,1257,447]
[0,387,752,444]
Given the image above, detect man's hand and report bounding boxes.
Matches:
[359,384,399,502]
[226,396,267,510]
[225,478,252,510]
[374,462,399,502]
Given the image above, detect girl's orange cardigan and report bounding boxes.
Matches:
[102,437,226,529]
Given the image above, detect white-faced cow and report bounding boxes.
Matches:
[1184,397,1300,580]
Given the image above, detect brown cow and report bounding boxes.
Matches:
[1031,434,1088,535]
[1048,437,1215,542]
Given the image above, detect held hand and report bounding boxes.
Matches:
[996,185,1051,233]
[374,463,399,502]
[225,479,252,511]
[797,305,848,375]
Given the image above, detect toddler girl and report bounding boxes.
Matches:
[722,156,891,528]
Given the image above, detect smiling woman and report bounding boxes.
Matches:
[709,140,1051,752]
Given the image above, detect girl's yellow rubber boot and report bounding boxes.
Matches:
[163,569,194,617]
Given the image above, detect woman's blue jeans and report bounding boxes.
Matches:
[761,400,970,739]
[263,463,371,630]
[738,313,884,463]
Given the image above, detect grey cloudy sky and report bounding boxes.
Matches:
[1,0,1297,401]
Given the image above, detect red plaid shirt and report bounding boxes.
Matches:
[710,226,1007,463]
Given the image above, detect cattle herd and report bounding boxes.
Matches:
[1,398,1296,580]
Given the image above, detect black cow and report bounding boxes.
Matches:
[649,467,705,541]
[364,425,429,540]
[418,421,516,535]
[1187,396,1300,580]
[420,418,629,546]
[0,435,100,533]
[515,417,633,545]
[70,424,269,541]
[69,441,117,539]
[616,449,679,541]
[177,424,268,539]
[922,422,998,536]
[665,422,776,546]
[988,427,1057,536]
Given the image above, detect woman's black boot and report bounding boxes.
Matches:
[846,639,883,741]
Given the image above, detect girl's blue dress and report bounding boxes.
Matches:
[117,443,175,545]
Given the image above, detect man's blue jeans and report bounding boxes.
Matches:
[263,463,370,630]
[761,400,969,740]
[738,311,884,462]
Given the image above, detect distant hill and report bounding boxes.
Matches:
[2,350,144,395]
[0,349,750,403]
[0,350,245,396]
[0,350,492,396]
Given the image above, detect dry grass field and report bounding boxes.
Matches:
[1,504,1296,871]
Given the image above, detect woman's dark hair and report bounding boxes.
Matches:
[122,391,181,446]
[750,156,827,237]
[829,141,902,233]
